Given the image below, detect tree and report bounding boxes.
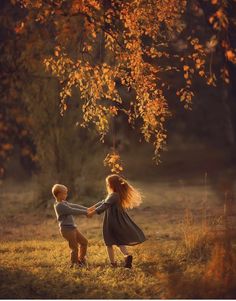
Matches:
[0,0,37,177]
[196,0,236,158]
[12,0,236,171]
[0,1,106,204]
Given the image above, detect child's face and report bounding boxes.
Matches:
[57,188,68,201]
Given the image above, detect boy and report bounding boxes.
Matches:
[52,184,88,268]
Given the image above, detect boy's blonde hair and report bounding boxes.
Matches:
[52,184,67,198]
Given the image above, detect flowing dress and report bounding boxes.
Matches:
[95,192,146,246]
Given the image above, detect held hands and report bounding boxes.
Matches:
[87,208,96,218]
[87,206,95,212]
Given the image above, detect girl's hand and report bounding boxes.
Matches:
[87,210,96,218]
[88,206,95,212]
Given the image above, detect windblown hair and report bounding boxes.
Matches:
[106,174,142,209]
[52,184,67,198]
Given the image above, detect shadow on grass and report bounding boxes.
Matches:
[165,271,236,299]
[0,266,89,299]
[0,265,150,299]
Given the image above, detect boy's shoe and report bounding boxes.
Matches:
[75,262,85,268]
[124,255,133,268]
[78,259,87,267]
[70,262,85,269]
[70,263,76,269]
[110,262,118,268]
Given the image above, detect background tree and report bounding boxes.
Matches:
[1,0,236,198]
[13,0,236,170]
[0,0,106,204]
[0,0,36,177]
[196,0,236,160]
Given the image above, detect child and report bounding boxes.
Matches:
[87,174,146,268]
[52,184,88,268]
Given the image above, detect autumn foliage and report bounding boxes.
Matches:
[2,0,236,173]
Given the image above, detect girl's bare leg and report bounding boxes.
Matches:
[118,245,130,256]
[106,246,115,263]
[119,245,133,268]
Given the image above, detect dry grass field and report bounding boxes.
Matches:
[0,179,236,299]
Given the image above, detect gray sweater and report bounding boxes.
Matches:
[54,201,87,229]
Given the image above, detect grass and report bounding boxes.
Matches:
[0,179,236,299]
[0,240,163,299]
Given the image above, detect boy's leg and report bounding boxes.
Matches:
[75,229,88,263]
[60,228,79,265]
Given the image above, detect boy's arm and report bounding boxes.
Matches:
[57,203,87,216]
[66,201,88,210]
[95,193,119,215]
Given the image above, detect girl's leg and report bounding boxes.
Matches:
[118,245,130,256]
[106,245,115,264]
[118,245,133,268]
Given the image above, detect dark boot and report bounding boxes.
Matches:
[124,255,133,268]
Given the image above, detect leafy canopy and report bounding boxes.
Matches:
[13,0,236,172]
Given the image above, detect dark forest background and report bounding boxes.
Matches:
[1,0,236,206]
[1,2,236,298]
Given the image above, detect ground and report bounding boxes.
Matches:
[0,179,235,299]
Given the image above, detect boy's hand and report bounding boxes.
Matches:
[87,210,95,218]
[87,206,95,212]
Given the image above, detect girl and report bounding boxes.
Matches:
[88,174,146,268]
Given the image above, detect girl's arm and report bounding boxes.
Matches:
[88,200,105,211]
[66,201,88,210]
[95,193,119,215]
[94,200,105,208]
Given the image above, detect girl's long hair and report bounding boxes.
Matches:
[106,174,142,209]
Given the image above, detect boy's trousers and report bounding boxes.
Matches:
[60,228,88,264]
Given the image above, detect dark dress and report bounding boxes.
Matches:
[95,192,146,246]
